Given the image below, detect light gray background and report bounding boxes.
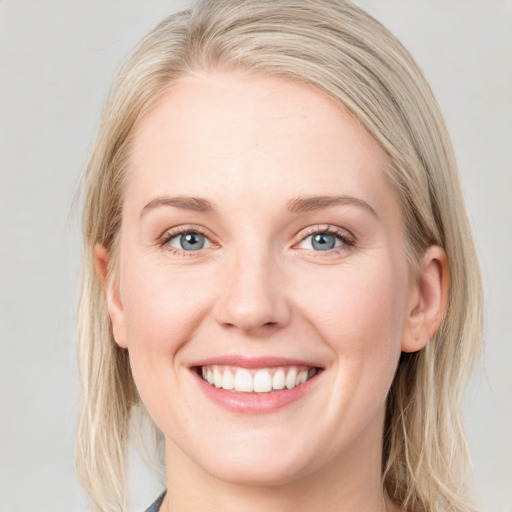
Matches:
[0,1,510,511]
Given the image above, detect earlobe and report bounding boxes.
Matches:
[93,243,128,349]
[401,246,449,353]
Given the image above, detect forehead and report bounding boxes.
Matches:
[126,71,397,221]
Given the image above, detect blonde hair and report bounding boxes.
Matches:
[76,1,483,510]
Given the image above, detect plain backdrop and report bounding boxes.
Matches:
[0,1,511,511]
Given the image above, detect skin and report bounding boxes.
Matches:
[95,71,448,512]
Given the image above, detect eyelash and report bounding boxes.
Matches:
[158,225,211,258]
[158,224,356,258]
[298,225,356,252]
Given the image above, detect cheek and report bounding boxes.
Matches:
[118,258,217,421]
[295,258,408,384]
[118,250,217,368]
[303,263,406,337]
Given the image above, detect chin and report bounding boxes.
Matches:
[188,430,319,488]
[207,455,309,488]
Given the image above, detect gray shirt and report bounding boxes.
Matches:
[144,492,165,512]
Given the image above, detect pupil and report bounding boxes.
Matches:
[181,233,204,251]
[312,233,335,251]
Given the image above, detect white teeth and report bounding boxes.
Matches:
[285,368,297,389]
[253,369,273,393]
[213,367,222,388]
[221,370,234,390]
[200,365,318,393]
[234,368,253,392]
[296,370,308,386]
[272,369,286,390]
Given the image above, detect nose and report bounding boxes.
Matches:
[213,251,292,336]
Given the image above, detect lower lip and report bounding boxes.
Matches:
[192,369,320,414]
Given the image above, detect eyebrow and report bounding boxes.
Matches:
[286,195,378,218]
[140,194,378,218]
[141,196,218,216]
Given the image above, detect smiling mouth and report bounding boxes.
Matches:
[195,365,320,393]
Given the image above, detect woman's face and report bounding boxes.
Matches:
[104,72,422,487]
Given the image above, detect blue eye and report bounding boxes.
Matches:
[296,228,351,252]
[310,233,337,251]
[168,232,210,251]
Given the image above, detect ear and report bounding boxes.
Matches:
[402,246,449,353]
[93,243,128,349]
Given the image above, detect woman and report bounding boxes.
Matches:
[76,1,483,511]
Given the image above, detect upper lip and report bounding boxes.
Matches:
[190,355,322,369]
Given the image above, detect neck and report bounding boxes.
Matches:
[162,434,398,512]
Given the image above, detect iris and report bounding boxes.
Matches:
[179,233,205,251]
[311,233,336,251]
